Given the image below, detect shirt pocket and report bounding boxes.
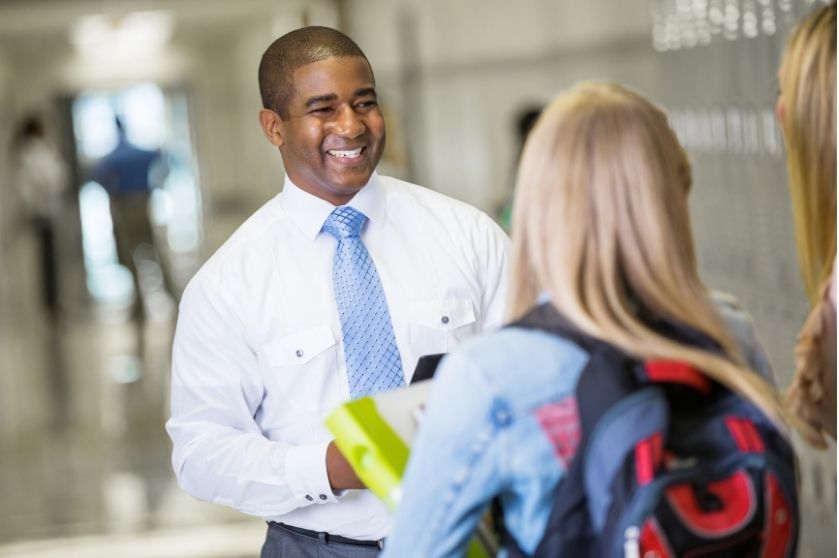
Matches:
[407,298,478,355]
[262,325,339,414]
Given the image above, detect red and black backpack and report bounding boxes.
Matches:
[506,303,799,558]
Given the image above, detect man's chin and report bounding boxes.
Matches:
[330,171,374,191]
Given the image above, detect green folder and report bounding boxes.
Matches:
[325,382,494,557]
[325,382,429,511]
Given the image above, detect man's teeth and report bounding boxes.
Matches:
[328,148,363,158]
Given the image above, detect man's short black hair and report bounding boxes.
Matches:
[258,26,371,120]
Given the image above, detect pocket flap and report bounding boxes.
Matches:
[409,298,476,331]
[263,325,336,366]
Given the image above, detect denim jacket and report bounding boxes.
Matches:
[382,293,773,558]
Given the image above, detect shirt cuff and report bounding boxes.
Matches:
[284,441,341,505]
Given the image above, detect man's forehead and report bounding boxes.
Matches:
[290,56,375,92]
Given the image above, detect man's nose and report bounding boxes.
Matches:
[332,105,365,137]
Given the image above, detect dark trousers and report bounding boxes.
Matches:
[33,218,58,317]
[260,522,382,558]
[110,193,154,301]
[109,193,176,314]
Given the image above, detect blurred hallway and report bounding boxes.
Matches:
[0,206,265,558]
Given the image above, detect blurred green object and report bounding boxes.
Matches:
[499,195,513,232]
[325,383,495,557]
[325,395,409,511]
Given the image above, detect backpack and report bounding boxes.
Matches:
[505,303,799,558]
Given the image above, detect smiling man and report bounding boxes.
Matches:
[166,27,510,558]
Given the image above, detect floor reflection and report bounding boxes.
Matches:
[0,213,262,557]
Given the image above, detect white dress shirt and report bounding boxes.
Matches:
[167,172,510,540]
[17,137,68,219]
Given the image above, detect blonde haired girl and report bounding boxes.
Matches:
[511,82,807,436]
[777,2,836,447]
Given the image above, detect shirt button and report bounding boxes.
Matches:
[296,349,304,358]
[319,494,328,501]
[441,316,450,325]
[305,495,313,501]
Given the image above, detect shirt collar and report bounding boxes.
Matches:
[279,172,386,240]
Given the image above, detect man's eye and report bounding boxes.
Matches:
[356,100,378,109]
[311,107,333,114]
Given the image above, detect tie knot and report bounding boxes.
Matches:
[323,206,367,239]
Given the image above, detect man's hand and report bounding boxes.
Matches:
[326,441,366,490]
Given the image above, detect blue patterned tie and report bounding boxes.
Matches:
[323,207,405,398]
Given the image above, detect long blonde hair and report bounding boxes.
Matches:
[509,82,814,440]
[779,2,836,302]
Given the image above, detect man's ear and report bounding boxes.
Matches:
[259,109,284,147]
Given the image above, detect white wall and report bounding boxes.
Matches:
[0,50,15,246]
[0,49,18,442]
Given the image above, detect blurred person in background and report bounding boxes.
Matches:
[12,113,70,320]
[777,2,836,447]
[496,105,541,231]
[382,82,810,557]
[90,115,168,318]
[167,26,509,558]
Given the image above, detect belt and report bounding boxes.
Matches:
[271,522,385,549]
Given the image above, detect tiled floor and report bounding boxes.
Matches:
[0,217,264,557]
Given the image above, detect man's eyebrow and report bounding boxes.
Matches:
[355,87,377,98]
[304,94,338,108]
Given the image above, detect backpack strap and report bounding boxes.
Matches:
[510,304,672,556]
[644,360,712,394]
[510,302,596,349]
[511,304,666,556]
[504,304,608,557]
[510,303,645,434]
[585,387,668,531]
